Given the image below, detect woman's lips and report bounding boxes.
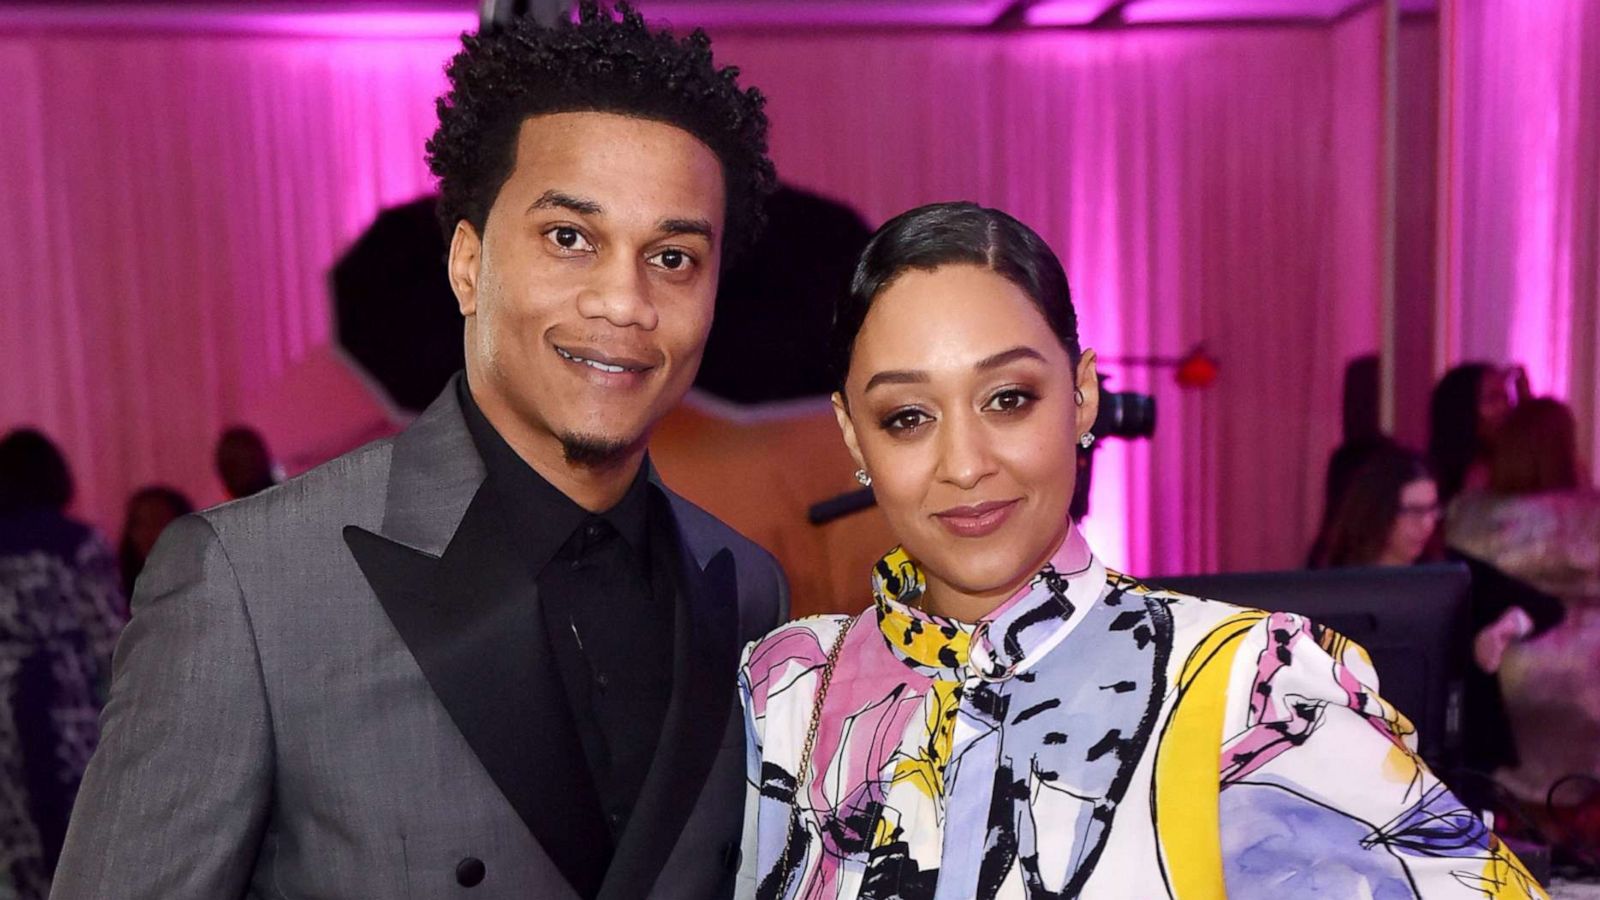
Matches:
[933,499,1020,538]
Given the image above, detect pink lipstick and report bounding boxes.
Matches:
[933,499,1020,538]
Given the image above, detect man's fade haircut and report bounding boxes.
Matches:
[425,1,777,264]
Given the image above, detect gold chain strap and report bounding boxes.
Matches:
[773,615,857,885]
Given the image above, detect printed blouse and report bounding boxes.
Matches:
[736,527,1543,899]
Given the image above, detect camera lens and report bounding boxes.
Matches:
[1091,391,1156,440]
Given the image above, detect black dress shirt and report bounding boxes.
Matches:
[458,379,677,896]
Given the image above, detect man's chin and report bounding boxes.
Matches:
[559,431,640,469]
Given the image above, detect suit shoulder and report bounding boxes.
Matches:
[198,436,395,537]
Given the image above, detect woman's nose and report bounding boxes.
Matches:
[935,413,995,489]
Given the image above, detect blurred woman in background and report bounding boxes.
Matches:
[1428,362,1522,507]
[1447,397,1598,602]
[1309,444,1441,568]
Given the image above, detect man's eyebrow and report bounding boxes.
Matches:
[975,346,1047,370]
[658,217,716,242]
[529,190,603,216]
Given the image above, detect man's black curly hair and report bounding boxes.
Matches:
[425,1,777,263]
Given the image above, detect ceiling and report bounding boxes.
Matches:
[3,0,1442,33]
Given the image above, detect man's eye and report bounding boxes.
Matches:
[649,248,694,271]
[546,227,594,252]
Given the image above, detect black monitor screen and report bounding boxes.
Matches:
[1153,562,1473,767]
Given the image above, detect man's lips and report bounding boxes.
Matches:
[553,343,657,375]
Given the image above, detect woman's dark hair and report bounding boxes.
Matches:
[118,485,195,595]
[1306,434,1400,567]
[832,202,1080,389]
[0,428,74,513]
[425,1,777,263]
[1428,362,1495,504]
[1489,397,1584,494]
[1311,444,1434,568]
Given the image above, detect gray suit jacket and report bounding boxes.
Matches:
[52,380,788,899]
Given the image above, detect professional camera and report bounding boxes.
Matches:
[1092,390,1156,440]
[1071,383,1156,521]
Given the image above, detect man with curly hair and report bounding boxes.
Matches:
[53,5,787,898]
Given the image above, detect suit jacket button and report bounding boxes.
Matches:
[456,857,486,887]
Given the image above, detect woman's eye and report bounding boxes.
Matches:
[985,389,1036,413]
[546,227,594,253]
[648,248,695,272]
[881,409,931,433]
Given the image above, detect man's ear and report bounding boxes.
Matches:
[448,220,483,317]
[832,392,866,475]
[1074,349,1100,441]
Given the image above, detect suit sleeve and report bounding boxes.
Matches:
[51,514,272,900]
[1215,612,1546,898]
[734,639,765,899]
[770,556,791,629]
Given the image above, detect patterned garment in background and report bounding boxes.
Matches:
[1446,489,1600,606]
[0,511,125,900]
[737,526,1544,899]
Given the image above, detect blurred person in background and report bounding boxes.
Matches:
[0,429,125,899]
[1309,443,1442,568]
[1447,397,1600,869]
[117,485,193,598]
[1447,397,1599,602]
[1428,362,1526,507]
[213,425,279,500]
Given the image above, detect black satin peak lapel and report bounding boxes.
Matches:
[343,483,610,896]
[599,524,740,900]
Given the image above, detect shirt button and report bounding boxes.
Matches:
[455,857,486,887]
[596,673,610,690]
[586,522,604,539]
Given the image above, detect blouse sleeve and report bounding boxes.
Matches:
[1216,611,1546,898]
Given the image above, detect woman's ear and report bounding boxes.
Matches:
[832,392,866,473]
[1074,349,1100,441]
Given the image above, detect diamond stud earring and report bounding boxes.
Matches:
[1079,433,1096,449]
[855,468,873,487]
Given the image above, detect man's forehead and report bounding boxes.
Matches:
[505,112,726,217]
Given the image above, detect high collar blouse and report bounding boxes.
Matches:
[736,528,1543,899]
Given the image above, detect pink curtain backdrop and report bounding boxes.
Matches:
[0,10,1390,576]
[0,31,454,520]
[712,11,1386,575]
[1438,0,1600,481]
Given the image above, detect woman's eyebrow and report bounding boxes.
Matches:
[975,346,1046,370]
[863,346,1046,393]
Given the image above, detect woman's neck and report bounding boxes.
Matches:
[918,522,1076,622]
[921,578,1023,623]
